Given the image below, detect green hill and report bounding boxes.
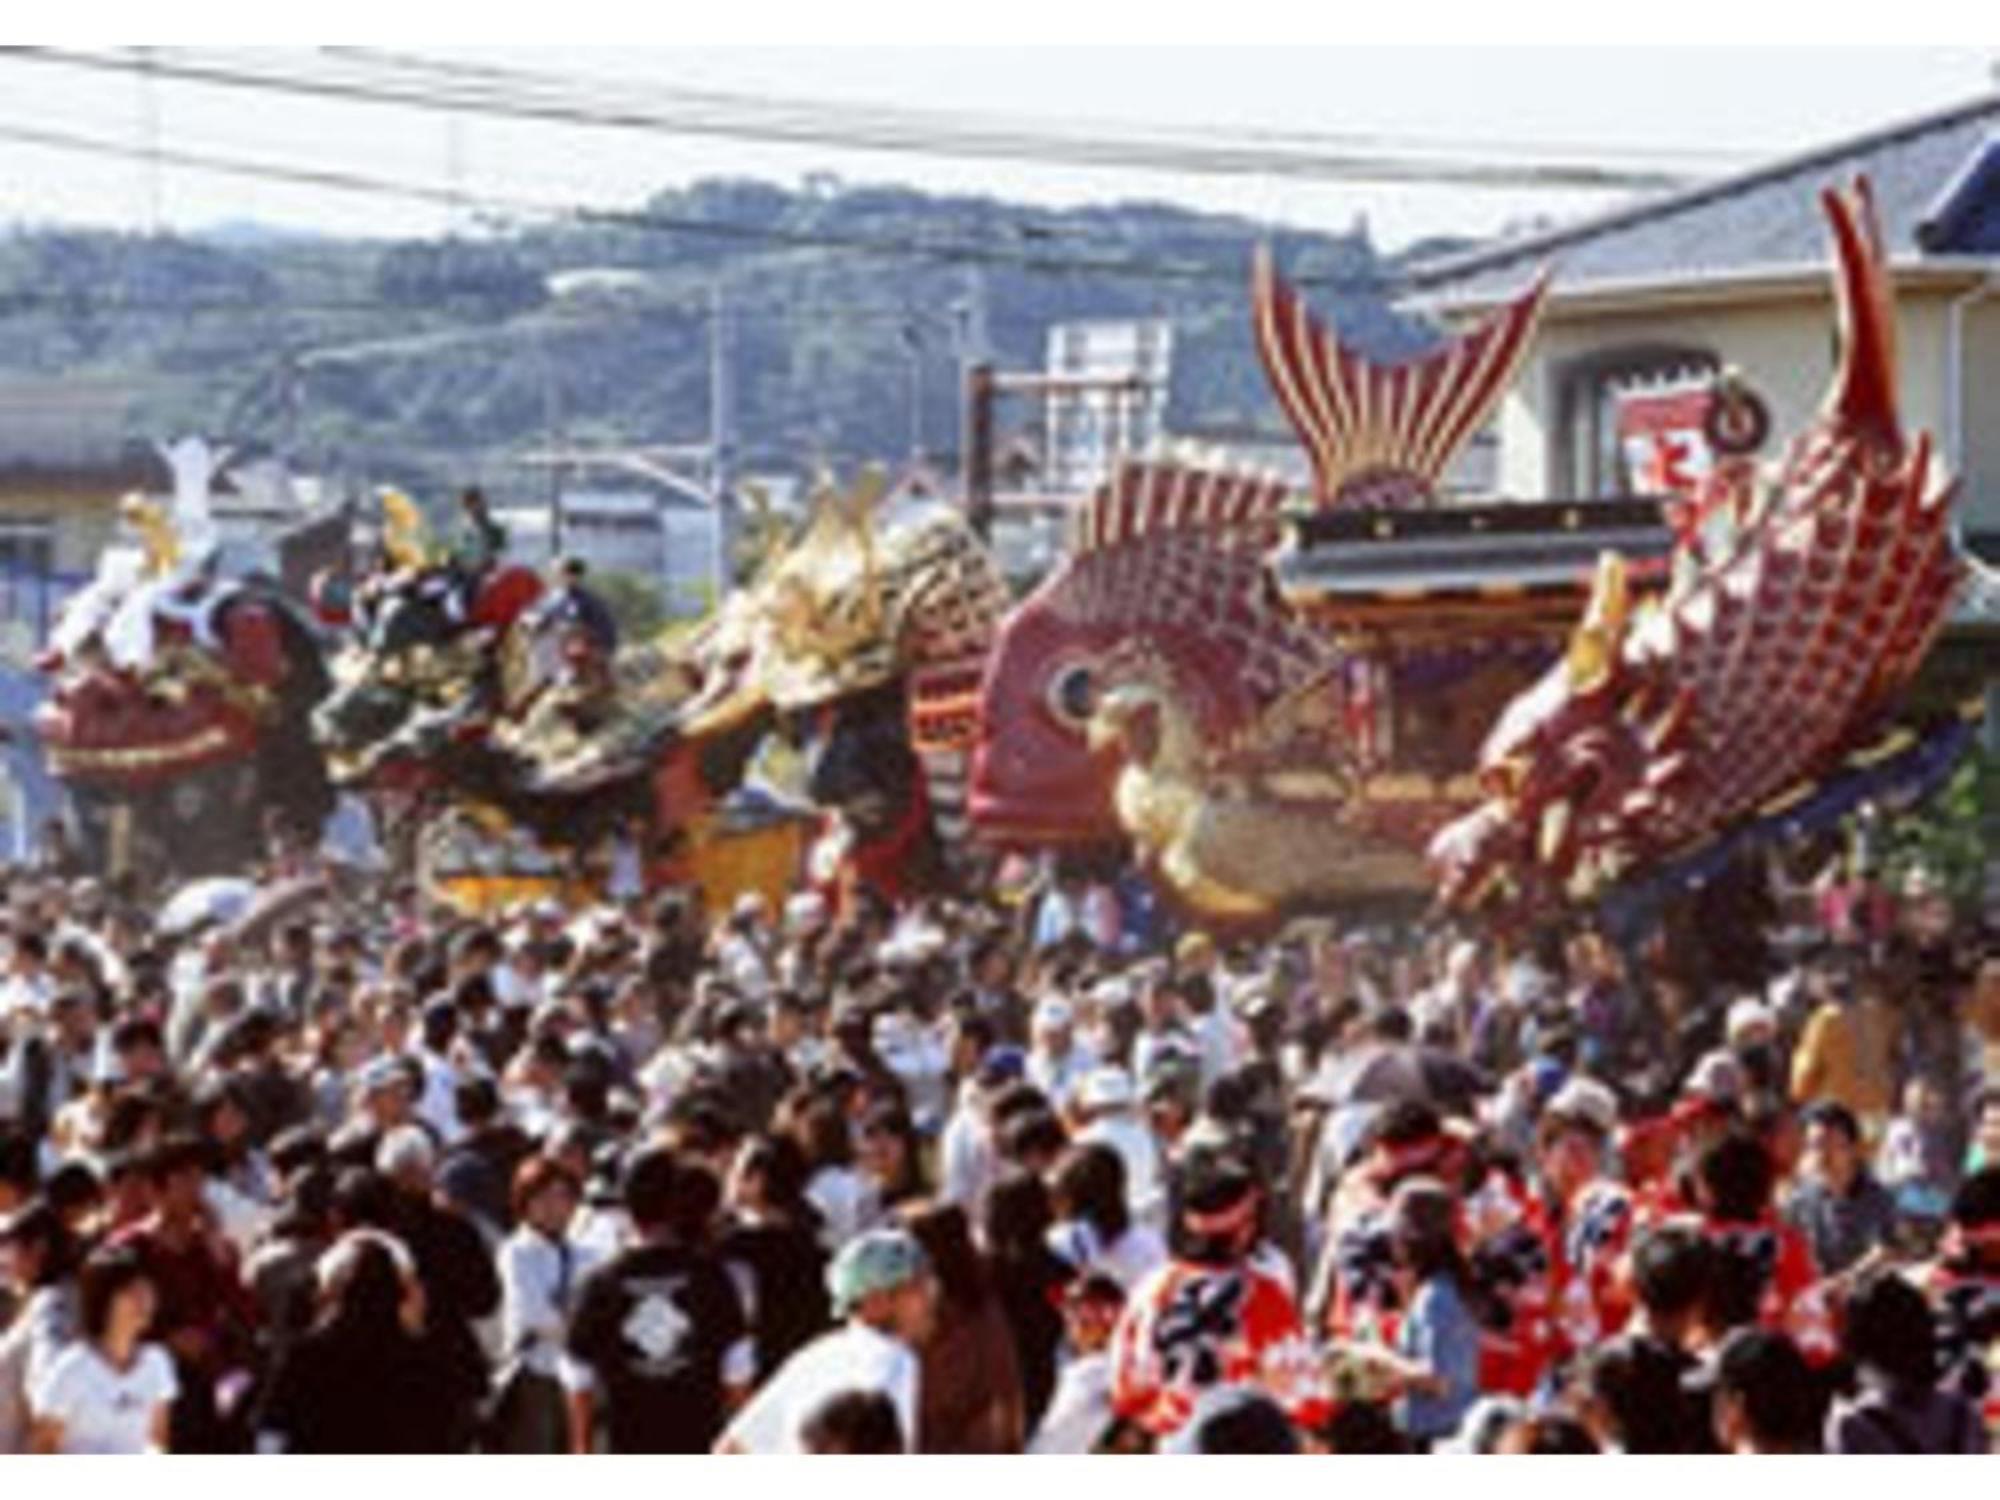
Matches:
[0,177,1445,500]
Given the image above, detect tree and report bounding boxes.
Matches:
[1876,746,2000,918]
[589,568,671,643]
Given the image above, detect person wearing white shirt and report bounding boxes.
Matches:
[716,1228,935,1454]
[493,1158,600,1452]
[938,1050,1023,1218]
[1046,1142,1168,1294]
[1072,1067,1166,1235]
[28,1248,175,1454]
[1028,1273,1125,1454]
[1025,997,1096,1114]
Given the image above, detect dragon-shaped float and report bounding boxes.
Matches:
[34,440,334,880]
[969,177,1971,932]
[311,468,1009,914]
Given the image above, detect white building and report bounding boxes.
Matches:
[1042,320,1174,494]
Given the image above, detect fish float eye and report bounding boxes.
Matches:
[1046,661,1099,730]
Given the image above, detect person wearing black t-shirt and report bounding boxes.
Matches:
[564,1147,751,1453]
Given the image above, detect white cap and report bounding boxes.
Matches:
[1077,1066,1136,1113]
[1687,1049,1745,1104]
[1032,995,1075,1033]
[375,1124,436,1181]
[1725,997,1775,1044]
[784,892,829,931]
[1086,976,1135,1013]
[1545,1076,1618,1137]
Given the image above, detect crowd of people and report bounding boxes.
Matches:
[0,834,1995,1455]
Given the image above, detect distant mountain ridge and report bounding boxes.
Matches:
[0,176,1448,500]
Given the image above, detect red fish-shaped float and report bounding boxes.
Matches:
[1430,179,1967,917]
[968,252,1548,920]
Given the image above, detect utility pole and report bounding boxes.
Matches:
[902,319,925,460]
[953,269,993,539]
[962,362,996,541]
[708,279,737,598]
[540,331,564,562]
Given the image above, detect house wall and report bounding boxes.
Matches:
[0,489,116,576]
[1962,295,2000,541]
[1485,285,1990,526]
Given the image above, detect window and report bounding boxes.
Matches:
[1550,343,1720,499]
[0,519,56,635]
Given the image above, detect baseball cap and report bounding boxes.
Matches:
[1725,998,1775,1045]
[826,1228,930,1317]
[974,1045,1027,1090]
[1685,1049,1745,1105]
[1031,996,1074,1033]
[357,1054,408,1096]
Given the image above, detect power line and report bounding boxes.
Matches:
[0,113,1414,292]
[336,44,1757,171]
[1,45,1704,193]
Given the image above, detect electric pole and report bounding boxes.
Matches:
[709,279,737,597]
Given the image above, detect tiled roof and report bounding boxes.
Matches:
[1920,133,2000,253]
[1406,93,2000,305]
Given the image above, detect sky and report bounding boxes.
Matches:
[0,46,1994,250]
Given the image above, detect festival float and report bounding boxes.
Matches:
[970,177,1976,932]
[313,467,1009,915]
[34,439,335,879]
[1430,179,1973,924]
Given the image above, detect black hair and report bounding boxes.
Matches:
[1630,1224,1716,1321]
[0,1130,36,1196]
[1375,1098,1443,1150]
[800,1388,904,1454]
[1800,1099,1862,1145]
[269,1126,328,1178]
[144,1132,210,1186]
[1842,1269,1941,1388]
[1508,1414,1601,1454]
[332,1167,394,1231]
[736,1134,814,1220]
[109,1016,164,1055]
[794,1097,854,1172]
[1366,1006,1413,1045]
[0,1200,80,1287]
[988,1081,1051,1129]
[1051,1143,1131,1245]
[902,1198,988,1311]
[454,1073,500,1127]
[858,1105,927,1202]
[1586,1334,1694,1452]
[1697,1131,1775,1222]
[1951,1166,2000,1230]
[982,1169,1055,1261]
[1714,1328,1819,1451]
[999,1110,1069,1167]
[77,1244,152,1342]
[630,1149,719,1242]
[1319,1400,1408,1454]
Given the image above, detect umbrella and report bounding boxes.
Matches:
[228,874,332,949]
[1307,1043,1491,1115]
[158,877,256,938]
